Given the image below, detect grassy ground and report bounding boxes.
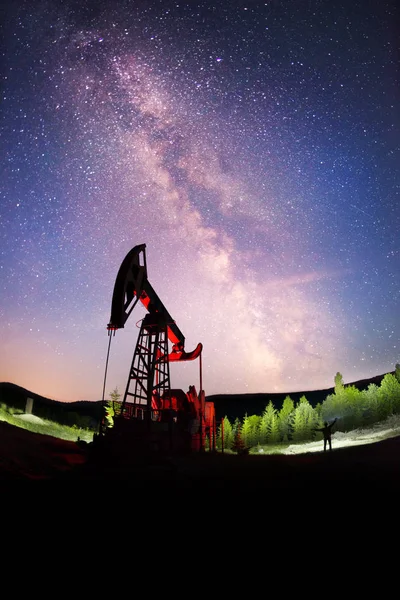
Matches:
[0,408,399,498]
[249,414,400,455]
[0,403,95,444]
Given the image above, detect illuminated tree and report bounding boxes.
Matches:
[216,416,233,451]
[103,387,122,429]
[314,402,323,420]
[258,410,269,445]
[109,387,122,415]
[292,396,315,442]
[395,364,400,383]
[378,373,400,417]
[342,385,364,430]
[279,395,294,442]
[242,414,261,447]
[104,402,115,429]
[334,372,344,393]
[260,401,281,444]
[269,412,280,444]
[362,384,380,425]
[241,413,251,446]
[231,422,247,455]
[259,401,273,442]
[323,375,346,424]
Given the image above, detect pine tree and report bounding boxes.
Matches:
[231,423,247,455]
[279,395,294,442]
[262,401,277,443]
[216,416,234,451]
[233,417,241,438]
[103,387,122,430]
[379,373,400,417]
[109,387,122,416]
[104,401,115,429]
[361,384,380,426]
[269,413,280,444]
[258,411,269,445]
[334,372,344,393]
[242,414,262,448]
[241,414,252,447]
[292,396,314,442]
[323,384,345,424]
[342,385,363,430]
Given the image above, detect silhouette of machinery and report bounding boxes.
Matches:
[103,244,216,454]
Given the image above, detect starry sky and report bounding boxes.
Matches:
[1,0,399,403]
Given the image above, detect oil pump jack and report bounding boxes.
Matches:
[102,244,216,454]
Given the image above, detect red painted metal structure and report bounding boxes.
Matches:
[104,244,216,453]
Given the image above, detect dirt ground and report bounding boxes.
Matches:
[1,419,400,499]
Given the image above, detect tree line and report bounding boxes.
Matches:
[215,365,400,452]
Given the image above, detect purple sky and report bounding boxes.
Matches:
[1,0,399,402]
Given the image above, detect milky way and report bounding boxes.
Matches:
[1,0,399,402]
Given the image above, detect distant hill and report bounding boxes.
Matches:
[0,371,395,425]
[0,382,102,428]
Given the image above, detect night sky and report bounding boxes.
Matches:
[1,0,399,404]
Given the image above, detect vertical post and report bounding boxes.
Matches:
[212,415,216,451]
[25,397,34,415]
[199,350,203,398]
[100,331,114,435]
[199,352,203,451]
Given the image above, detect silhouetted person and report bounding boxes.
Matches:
[313,418,337,452]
